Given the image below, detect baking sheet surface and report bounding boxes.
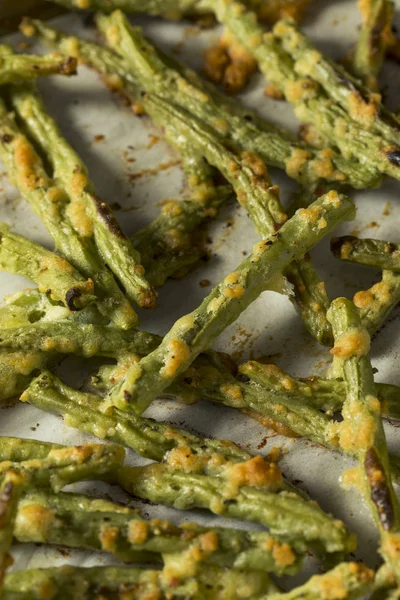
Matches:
[1,0,400,589]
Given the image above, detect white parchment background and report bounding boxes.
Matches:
[1,0,400,591]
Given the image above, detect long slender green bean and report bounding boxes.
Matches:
[332,236,400,271]
[0,437,125,491]
[15,489,304,575]
[9,84,156,310]
[0,98,137,329]
[353,0,395,90]
[2,564,273,600]
[273,17,400,143]
[266,561,374,600]
[0,48,77,84]
[103,192,355,414]
[0,322,161,359]
[0,223,95,311]
[327,298,400,582]
[353,270,400,336]
[0,472,24,592]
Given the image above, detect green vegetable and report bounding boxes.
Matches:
[332,235,400,270]
[15,489,304,575]
[0,46,77,83]
[132,187,231,287]
[104,191,355,414]
[0,437,125,491]
[327,297,400,582]
[9,83,156,310]
[0,322,161,359]
[21,371,355,556]
[0,97,137,330]
[266,561,374,600]
[44,0,205,17]
[0,222,95,311]
[353,0,395,90]
[118,463,354,555]
[2,564,273,600]
[354,270,400,336]
[0,472,24,592]
[273,17,400,144]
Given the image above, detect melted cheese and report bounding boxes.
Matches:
[162,339,190,377]
[330,328,371,359]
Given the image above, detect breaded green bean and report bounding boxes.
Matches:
[353,270,400,336]
[21,371,355,555]
[0,98,137,329]
[132,187,231,287]
[9,84,156,310]
[15,489,304,575]
[0,48,76,84]
[104,192,355,414]
[353,0,395,90]
[0,322,161,359]
[332,235,400,271]
[2,564,272,600]
[118,463,354,555]
[327,298,400,582]
[267,562,374,600]
[273,18,400,144]
[0,437,125,491]
[0,472,24,591]
[0,223,95,311]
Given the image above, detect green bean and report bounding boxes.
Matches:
[266,561,374,600]
[208,0,400,181]
[332,236,400,271]
[132,187,232,287]
[21,370,259,463]
[21,371,355,556]
[2,564,272,600]
[15,489,304,575]
[104,192,355,414]
[0,48,76,84]
[353,0,395,90]
[9,84,156,310]
[0,223,95,311]
[0,322,161,359]
[118,463,354,555]
[0,472,24,592]
[0,98,137,329]
[273,18,400,144]
[327,298,400,582]
[0,437,125,492]
[44,0,205,17]
[353,270,400,336]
